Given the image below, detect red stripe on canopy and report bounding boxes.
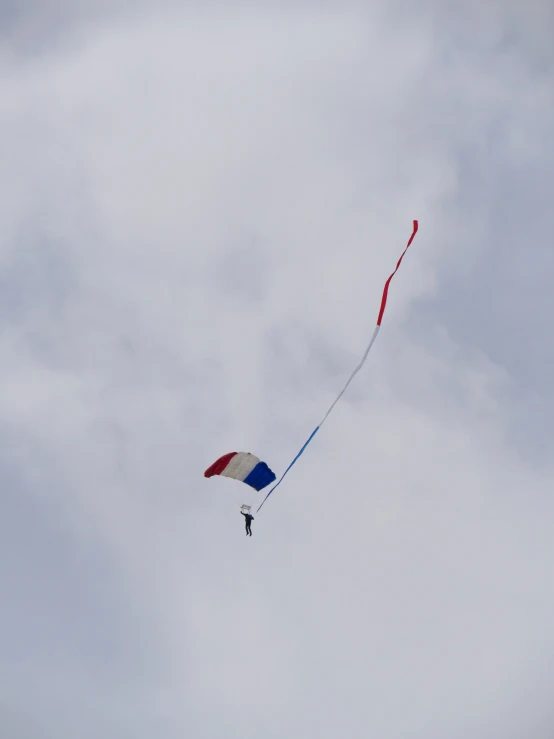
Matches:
[204,452,237,478]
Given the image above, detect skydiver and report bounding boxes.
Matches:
[241,511,254,536]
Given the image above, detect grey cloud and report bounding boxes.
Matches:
[1,3,553,738]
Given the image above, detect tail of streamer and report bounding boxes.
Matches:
[256,220,419,513]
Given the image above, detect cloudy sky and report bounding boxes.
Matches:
[1,1,553,737]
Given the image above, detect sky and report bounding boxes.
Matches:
[1,1,553,737]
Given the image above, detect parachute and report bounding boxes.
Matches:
[204,452,276,491]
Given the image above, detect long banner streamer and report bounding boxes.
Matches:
[257,220,419,512]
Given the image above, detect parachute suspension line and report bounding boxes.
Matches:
[256,220,419,513]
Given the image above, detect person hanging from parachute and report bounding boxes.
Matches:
[241,508,254,536]
[204,452,275,536]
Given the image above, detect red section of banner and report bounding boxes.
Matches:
[376,220,419,326]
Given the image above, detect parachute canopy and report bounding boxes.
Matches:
[204,452,276,491]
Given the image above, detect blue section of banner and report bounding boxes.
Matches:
[256,427,320,512]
